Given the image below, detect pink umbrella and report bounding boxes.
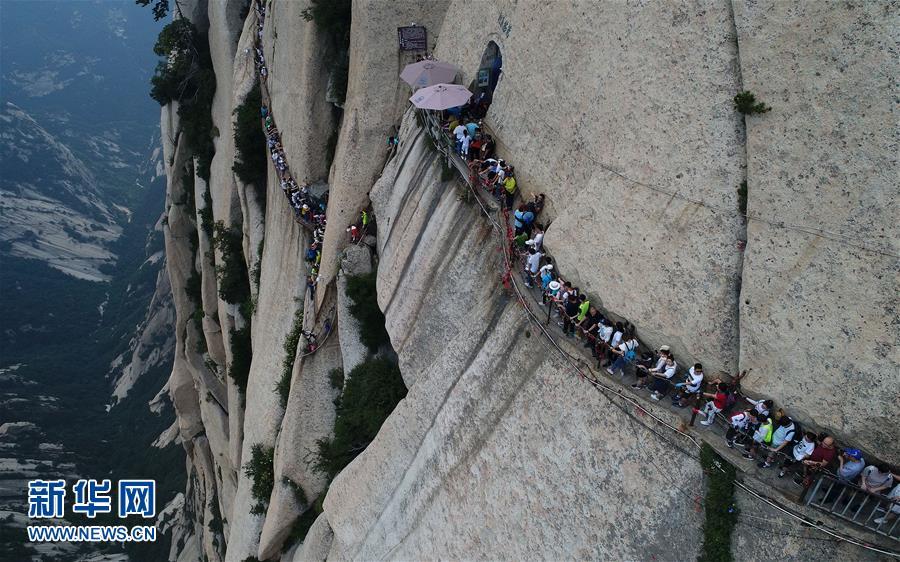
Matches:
[400,60,459,89]
[409,83,473,110]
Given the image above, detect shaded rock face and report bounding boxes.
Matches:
[157,0,896,560]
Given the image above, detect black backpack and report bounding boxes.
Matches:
[787,419,802,445]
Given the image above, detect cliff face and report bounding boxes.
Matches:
[156,0,897,560]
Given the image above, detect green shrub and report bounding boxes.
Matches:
[251,238,264,288]
[329,368,344,390]
[177,164,196,216]
[191,309,207,354]
[212,222,250,305]
[276,308,305,409]
[243,444,275,516]
[345,272,390,353]
[314,357,406,479]
[232,81,267,188]
[228,325,252,395]
[736,180,748,216]
[207,498,223,535]
[733,91,771,115]
[698,443,737,562]
[185,267,202,308]
[135,0,171,20]
[198,186,214,237]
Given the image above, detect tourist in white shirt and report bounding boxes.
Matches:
[670,363,705,407]
[648,356,678,400]
[452,124,466,152]
[778,431,816,478]
[632,347,670,389]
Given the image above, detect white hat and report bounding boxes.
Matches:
[658,345,671,352]
[548,280,561,291]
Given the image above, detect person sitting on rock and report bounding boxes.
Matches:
[793,435,836,486]
[633,346,670,388]
[531,193,546,217]
[836,448,865,482]
[693,382,729,426]
[745,396,774,419]
[480,135,495,160]
[741,416,774,461]
[725,409,757,448]
[777,431,816,478]
[755,416,796,468]
[670,363,705,407]
[606,329,638,378]
[874,478,900,526]
[647,355,678,400]
[859,463,895,495]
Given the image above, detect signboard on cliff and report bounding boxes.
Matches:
[397,26,427,51]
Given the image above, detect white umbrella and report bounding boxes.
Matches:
[409,83,473,110]
[400,60,459,89]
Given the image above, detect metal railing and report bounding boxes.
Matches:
[806,473,899,540]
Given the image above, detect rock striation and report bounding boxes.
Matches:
[156,0,897,560]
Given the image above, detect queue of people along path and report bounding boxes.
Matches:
[431,100,899,525]
[251,0,334,354]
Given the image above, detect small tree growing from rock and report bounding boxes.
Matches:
[733,91,771,115]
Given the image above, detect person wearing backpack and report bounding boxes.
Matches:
[606,330,638,378]
[647,355,678,400]
[778,431,816,478]
[742,416,775,460]
[726,410,758,448]
[757,416,797,468]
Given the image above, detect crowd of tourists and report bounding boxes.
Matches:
[251,0,328,352]
[429,105,899,528]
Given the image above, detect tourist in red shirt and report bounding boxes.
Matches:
[796,436,837,486]
[694,382,729,426]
